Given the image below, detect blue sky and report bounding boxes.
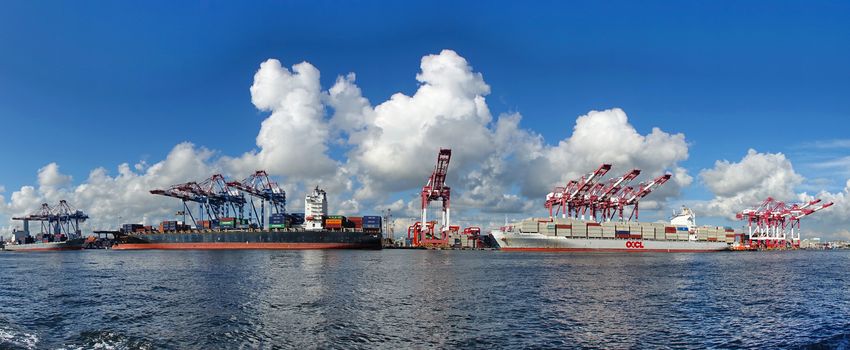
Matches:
[1,1,849,232]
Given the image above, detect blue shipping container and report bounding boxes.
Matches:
[676,227,689,231]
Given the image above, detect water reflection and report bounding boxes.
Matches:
[0,250,848,349]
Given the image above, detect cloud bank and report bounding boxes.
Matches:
[2,50,695,237]
[698,149,849,240]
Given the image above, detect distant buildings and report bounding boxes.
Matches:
[800,238,849,250]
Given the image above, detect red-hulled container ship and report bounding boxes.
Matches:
[114,186,383,250]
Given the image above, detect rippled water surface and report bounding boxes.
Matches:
[1,250,849,349]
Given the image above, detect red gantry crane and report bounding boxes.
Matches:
[545,164,672,222]
[610,173,672,222]
[408,148,454,247]
[545,164,611,219]
[737,197,833,249]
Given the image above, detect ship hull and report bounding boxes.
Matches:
[114,230,382,250]
[490,232,729,252]
[1,238,86,252]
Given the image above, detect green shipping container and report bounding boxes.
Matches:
[269,223,286,229]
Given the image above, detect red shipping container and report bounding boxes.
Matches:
[664,227,677,233]
[348,217,363,229]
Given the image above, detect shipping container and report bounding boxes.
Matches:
[570,228,586,238]
[520,221,539,233]
[289,213,306,225]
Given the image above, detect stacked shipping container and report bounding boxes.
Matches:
[269,213,287,229]
[514,218,739,243]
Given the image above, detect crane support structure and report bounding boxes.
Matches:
[12,200,89,239]
[736,197,833,249]
[409,148,452,247]
[545,164,672,222]
[152,171,284,228]
[227,170,286,230]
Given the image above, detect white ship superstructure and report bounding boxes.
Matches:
[304,186,328,231]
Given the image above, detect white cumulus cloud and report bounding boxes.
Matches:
[697,149,848,240]
[698,149,804,219]
[2,49,695,234]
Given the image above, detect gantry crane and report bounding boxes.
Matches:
[611,173,672,221]
[545,164,611,219]
[545,164,671,222]
[12,200,89,239]
[151,173,246,227]
[408,148,453,247]
[737,197,833,249]
[227,170,287,229]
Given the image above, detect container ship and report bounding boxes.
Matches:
[491,208,736,253]
[3,200,89,252]
[491,207,732,252]
[1,229,86,252]
[114,186,382,250]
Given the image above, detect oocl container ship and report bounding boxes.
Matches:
[491,207,731,252]
[113,187,382,250]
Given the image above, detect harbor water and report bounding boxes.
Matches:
[1,250,849,349]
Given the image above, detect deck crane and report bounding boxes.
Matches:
[12,200,89,239]
[545,164,611,218]
[408,148,453,247]
[737,197,833,249]
[611,173,672,221]
[227,170,287,229]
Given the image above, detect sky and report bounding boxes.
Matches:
[1,1,848,239]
